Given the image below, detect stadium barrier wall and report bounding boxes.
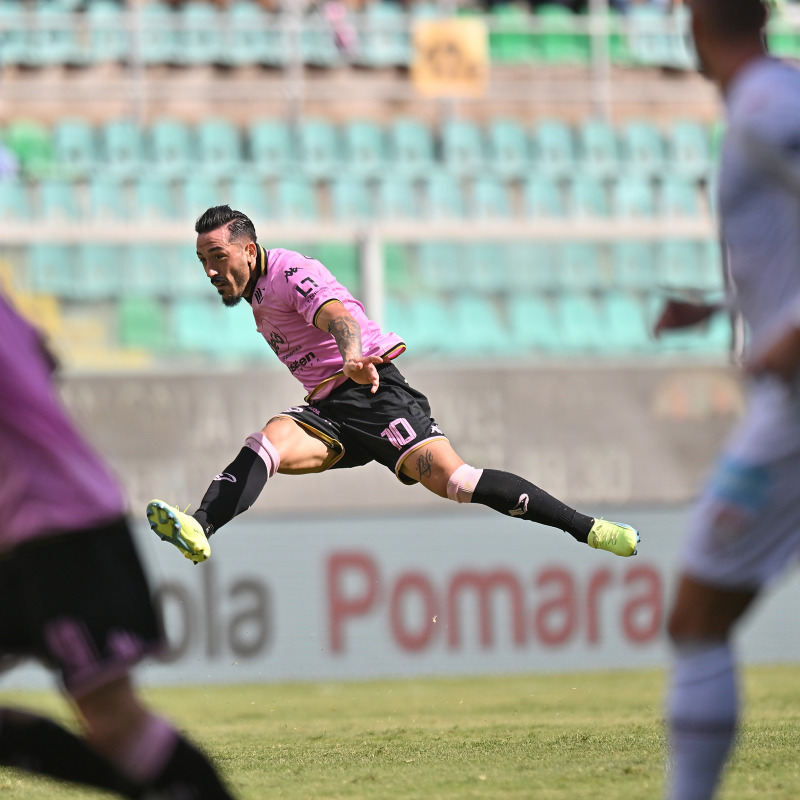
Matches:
[5,506,800,691]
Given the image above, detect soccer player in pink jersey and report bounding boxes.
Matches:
[147,205,640,562]
[0,293,236,799]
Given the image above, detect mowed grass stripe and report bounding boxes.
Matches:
[1,666,799,799]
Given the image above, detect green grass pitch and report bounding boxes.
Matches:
[1,666,799,799]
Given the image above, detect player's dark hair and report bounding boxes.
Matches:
[693,0,767,38]
[195,205,257,244]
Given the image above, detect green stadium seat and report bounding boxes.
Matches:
[302,16,346,68]
[357,2,410,68]
[450,293,509,355]
[537,4,590,65]
[486,119,531,179]
[176,2,222,66]
[73,244,121,300]
[342,121,387,179]
[619,120,666,178]
[276,176,320,220]
[522,176,565,218]
[248,119,296,177]
[196,120,243,177]
[0,2,28,67]
[375,176,420,220]
[100,119,145,178]
[471,176,512,220]
[0,179,30,222]
[489,5,538,64]
[88,174,129,221]
[508,293,561,352]
[329,176,374,221]
[125,244,167,295]
[422,172,466,220]
[28,243,75,296]
[609,240,657,290]
[568,174,610,217]
[556,241,608,291]
[531,119,576,179]
[506,242,557,291]
[310,243,360,293]
[668,119,712,181]
[441,119,485,177]
[134,174,179,221]
[417,241,464,292]
[218,1,281,67]
[53,119,98,179]
[38,178,80,221]
[602,290,653,353]
[230,174,272,217]
[148,118,195,178]
[401,296,456,354]
[557,291,606,352]
[384,243,413,292]
[167,244,209,295]
[657,239,722,292]
[387,118,436,179]
[661,174,702,217]
[26,2,79,67]
[87,0,128,64]
[461,242,504,293]
[297,119,341,179]
[119,296,170,351]
[612,175,657,218]
[627,5,691,69]
[140,1,178,65]
[180,176,222,221]
[3,120,56,179]
[576,118,619,179]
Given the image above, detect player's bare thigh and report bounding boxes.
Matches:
[399,438,465,497]
[263,415,336,474]
[667,573,757,641]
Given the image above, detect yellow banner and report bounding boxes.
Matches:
[412,18,489,99]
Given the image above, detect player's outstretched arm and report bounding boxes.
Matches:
[316,301,387,392]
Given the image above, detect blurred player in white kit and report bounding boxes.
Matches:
[656,1,800,797]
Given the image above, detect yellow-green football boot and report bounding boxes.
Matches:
[146,499,210,563]
[588,518,640,557]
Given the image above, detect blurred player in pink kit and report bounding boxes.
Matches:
[0,293,236,799]
[147,205,640,563]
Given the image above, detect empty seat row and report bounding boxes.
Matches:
[1,116,718,182]
[0,172,712,223]
[19,238,722,306]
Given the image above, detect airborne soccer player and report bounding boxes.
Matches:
[147,205,639,562]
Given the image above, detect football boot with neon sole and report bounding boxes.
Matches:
[146,499,210,563]
[588,518,639,557]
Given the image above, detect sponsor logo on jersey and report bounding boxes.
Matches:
[287,351,316,374]
[267,330,287,355]
[213,472,237,483]
[509,493,529,517]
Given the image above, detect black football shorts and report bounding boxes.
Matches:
[275,362,448,484]
[0,517,164,698]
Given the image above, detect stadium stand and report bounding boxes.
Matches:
[4,0,782,370]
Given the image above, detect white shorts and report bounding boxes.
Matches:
[680,377,800,591]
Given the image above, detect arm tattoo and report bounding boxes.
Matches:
[416,449,433,480]
[328,316,362,362]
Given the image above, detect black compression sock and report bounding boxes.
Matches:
[0,708,139,797]
[143,735,234,800]
[192,447,269,537]
[471,469,594,543]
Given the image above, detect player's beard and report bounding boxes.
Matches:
[222,293,243,308]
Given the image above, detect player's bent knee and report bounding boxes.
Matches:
[446,464,484,504]
[245,430,281,477]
